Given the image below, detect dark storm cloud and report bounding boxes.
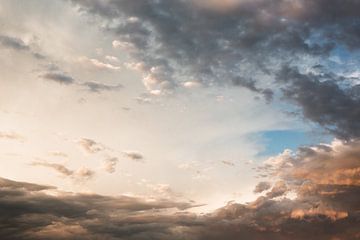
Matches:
[276,66,360,139]
[1,173,359,240]
[41,72,75,85]
[71,0,360,138]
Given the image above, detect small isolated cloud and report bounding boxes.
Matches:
[103,157,119,173]
[31,161,95,182]
[78,138,105,154]
[253,181,271,194]
[123,151,144,162]
[82,81,123,93]
[41,72,75,85]
[0,131,25,142]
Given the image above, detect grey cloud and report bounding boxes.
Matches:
[70,0,359,81]
[82,81,123,93]
[0,175,359,240]
[123,151,144,162]
[0,177,200,240]
[71,0,360,137]
[0,35,30,51]
[254,181,271,193]
[277,66,360,139]
[41,72,75,85]
[0,34,46,59]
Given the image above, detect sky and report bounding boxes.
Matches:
[0,0,359,239]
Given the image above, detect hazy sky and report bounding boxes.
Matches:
[0,0,359,239]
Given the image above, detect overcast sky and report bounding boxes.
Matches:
[0,0,359,239]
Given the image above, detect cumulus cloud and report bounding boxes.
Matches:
[31,161,95,182]
[251,139,360,228]
[263,139,360,186]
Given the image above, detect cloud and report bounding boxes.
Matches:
[48,151,68,158]
[221,160,235,166]
[0,177,200,240]
[0,131,25,142]
[41,72,75,85]
[78,138,105,154]
[82,81,123,93]
[31,161,95,182]
[71,0,360,136]
[105,55,119,62]
[123,151,144,162]
[263,139,360,186]
[0,35,30,51]
[254,181,271,193]
[277,66,360,139]
[0,34,46,59]
[1,175,359,239]
[103,157,119,173]
[78,56,122,71]
[265,181,288,199]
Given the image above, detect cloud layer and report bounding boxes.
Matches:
[71,0,360,139]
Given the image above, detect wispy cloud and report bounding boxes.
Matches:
[31,161,95,182]
[0,131,25,142]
